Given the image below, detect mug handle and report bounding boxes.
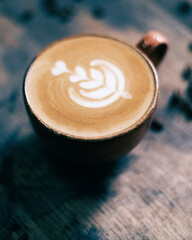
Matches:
[136,31,168,67]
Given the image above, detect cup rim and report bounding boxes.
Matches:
[23,34,159,142]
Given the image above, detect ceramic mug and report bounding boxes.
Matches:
[23,31,168,163]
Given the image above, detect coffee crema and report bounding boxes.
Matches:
[25,36,156,139]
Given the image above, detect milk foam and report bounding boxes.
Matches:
[25,36,155,139]
[51,59,131,108]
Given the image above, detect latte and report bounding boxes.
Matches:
[25,36,156,139]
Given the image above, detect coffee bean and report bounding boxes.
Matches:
[44,0,57,15]
[150,119,164,132]
[169,92,181,108]
[92,7,105,19]
[180,100,192,120]
[43,0,75,22]
[59,6,76,22]
[189,42,192,52]
[186,85,192,101]
[169,91,192,120]
[182,66,192,81]
[178,1,192,14]
[19,8,35,22]
[183,66,192,102]
[180,99,190,111]
[186,107,192,120]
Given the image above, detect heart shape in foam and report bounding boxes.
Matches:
[51,61,69,76]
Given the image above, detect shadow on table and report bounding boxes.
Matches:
[0,133,137,238]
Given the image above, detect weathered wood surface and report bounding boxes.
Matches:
[0,0,192,239]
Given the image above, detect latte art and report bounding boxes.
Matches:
[25,36,155,139]
[51,59,132,108]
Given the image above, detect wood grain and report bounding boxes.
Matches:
[0,0,192,239]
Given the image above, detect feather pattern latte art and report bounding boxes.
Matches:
[50,59,132,109]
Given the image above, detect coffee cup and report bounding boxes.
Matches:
[23,31,168,163]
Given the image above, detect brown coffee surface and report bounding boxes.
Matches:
[25,36,155,139]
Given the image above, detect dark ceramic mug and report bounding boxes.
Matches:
[23,31,168,163]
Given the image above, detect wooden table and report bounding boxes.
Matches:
[0,0,192,239]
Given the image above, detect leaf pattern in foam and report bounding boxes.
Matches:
[80,87,113,99]
[90,68,104,83]
[69,75,83,82]
[79,80,102,89]
[79,68,104,89]
[75,66,87,78]
[102,67,116,92]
